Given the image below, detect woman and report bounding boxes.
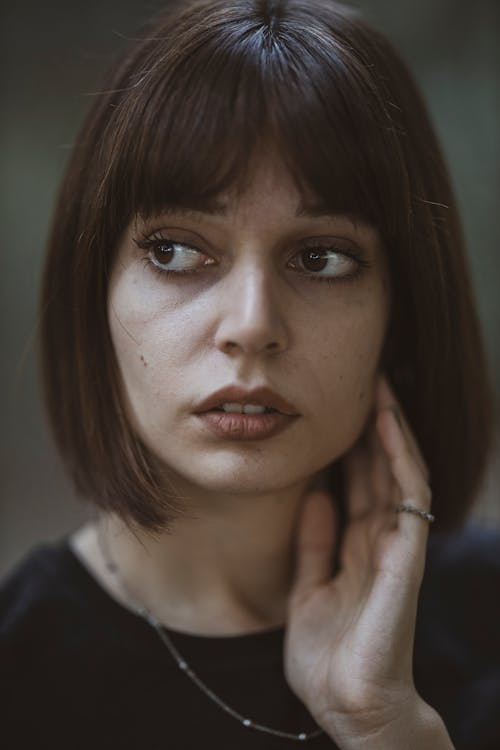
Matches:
[1,1,499,748]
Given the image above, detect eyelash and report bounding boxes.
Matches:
[134,234,371,285]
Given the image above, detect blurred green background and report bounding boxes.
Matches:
[1,0,499,576]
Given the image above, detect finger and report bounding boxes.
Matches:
[366,425,399,544]
[375,374,430,482]
[344,436,371,521]
[291,491,338,600]
[367,422,394,511]
[376,406,432,582]
[376,374,426,470]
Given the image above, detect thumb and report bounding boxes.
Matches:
[291,490,338,601]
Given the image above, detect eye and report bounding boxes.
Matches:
[134,235,215,275]
[150,240,204,271]
[288,245,369,283]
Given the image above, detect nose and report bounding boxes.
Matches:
[214,265,289,356]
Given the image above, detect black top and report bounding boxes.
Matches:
[1,523,500,750]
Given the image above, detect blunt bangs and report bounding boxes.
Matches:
[101,0,406,242]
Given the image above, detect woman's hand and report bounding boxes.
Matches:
[284,373,453,749]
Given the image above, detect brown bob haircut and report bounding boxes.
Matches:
[41,0,494,534]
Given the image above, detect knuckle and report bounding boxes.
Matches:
[420,460,431,484]
[420,483,432,505]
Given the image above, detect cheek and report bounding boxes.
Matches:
[312,299,388,446]
[107,277,179,423]
[109,264,185,369]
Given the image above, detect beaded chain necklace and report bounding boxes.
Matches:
[96,524,324,742]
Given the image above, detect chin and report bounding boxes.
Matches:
[157,448,333,497]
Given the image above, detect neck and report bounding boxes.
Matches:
[97,478,317,636]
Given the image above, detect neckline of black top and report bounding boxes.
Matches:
[46,536,287,666]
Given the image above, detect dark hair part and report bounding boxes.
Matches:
[40,0,494,533]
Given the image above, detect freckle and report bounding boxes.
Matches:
[359,391,365,401]
[140,355,148,367]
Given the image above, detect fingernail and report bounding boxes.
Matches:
[390,404,402,429]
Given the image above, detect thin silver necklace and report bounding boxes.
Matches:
[96,523,324,743]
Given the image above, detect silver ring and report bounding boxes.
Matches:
[395,502,435,523]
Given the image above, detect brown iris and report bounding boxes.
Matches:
[301,249,329,272]
[153,243,174,264]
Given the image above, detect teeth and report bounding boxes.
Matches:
[220,403,268,414]
[243,404,268,414]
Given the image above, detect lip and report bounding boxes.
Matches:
[195,411,299,441]
[193,385,299,416]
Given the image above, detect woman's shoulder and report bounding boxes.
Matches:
[0,528,127,657]
[419,521,500,642]
[415,521,500,748]
[426,521,500,569]
[0,528,154,668]
[422,521,500,621]
[0,538,79,647]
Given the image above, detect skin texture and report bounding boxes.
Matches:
[108,155,390,519]
[71,154,453,746]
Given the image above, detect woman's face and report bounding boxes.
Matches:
[108,157,391,498]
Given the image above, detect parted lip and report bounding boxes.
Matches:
[193,385,299,416]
